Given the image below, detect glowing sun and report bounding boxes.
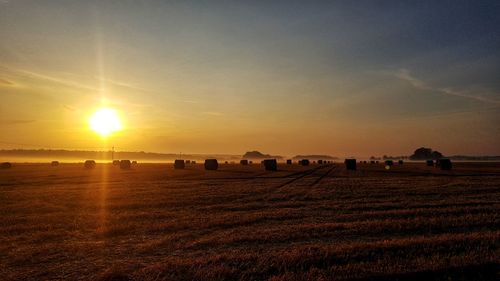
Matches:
[89,108,122,137]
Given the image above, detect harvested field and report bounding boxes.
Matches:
[0,162,499,281]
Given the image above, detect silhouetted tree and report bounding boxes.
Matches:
[410,147,443,160]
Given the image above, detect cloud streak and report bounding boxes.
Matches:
[0,119,36,125]
[395,69,500,106]
[0,78,14,86]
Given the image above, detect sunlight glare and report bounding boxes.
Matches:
[89,108,122,137]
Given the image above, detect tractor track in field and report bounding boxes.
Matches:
[310,165,336,187]
[274,164,333,189]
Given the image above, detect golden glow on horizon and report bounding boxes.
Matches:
[89,108,122,137]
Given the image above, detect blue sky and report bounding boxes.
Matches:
[1,1,499,156]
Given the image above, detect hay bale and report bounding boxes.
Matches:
[370,160,375,164]
[344,159,356,170]
[385,160,394,166]
[174,159,185,169]
[120,160,131,169]
[204,159,218,170]
[286,159,292,165]
[1,162,12,169]
[426,160,434,166]
[375,160,379,164]
[84,160,96,169]
[225,161,229,164]
[439,158,452,170]
[112,160,120,165]
[51,161,59,166]
[240,159,248,165]
[249,160,253,164]
[318,160,323,164]
[398,160,404,165]
[263,159,277,171]
[186,160,191,164]
[300,159,310,166]
[192,161,196,164]
[132,160,137,164]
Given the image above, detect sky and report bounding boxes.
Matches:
[1,0,499,157]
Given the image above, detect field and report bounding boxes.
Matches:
[0,162,499,281]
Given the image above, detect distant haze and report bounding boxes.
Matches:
[1,1,499,156]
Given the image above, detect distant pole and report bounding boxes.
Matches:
[112,146,114,161]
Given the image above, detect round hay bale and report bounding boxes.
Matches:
[439,158,452,170]
[385,160,394,166]
[249,160,253,164]
[51,161,59,166]
[120,160,131,169]
[174,159,185,169]
[426,160,434,166]
[398,160,404,165]
[186,160,191,164]
[286,159,292,165]
[84,160,96,169]
[204,159,218,170]
[318,160,323,164]
[240,159,248,165]
[344,159,356,170]
[112,160,120,165]
[1,162,12,169]
[132,160,137,165]
[300,159,310,166]
[370,160,375,164]
[263,159,277,171]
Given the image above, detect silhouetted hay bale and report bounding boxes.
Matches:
[286,159,292,165]
[112,160,120,165]
[132,160,137,164]
[318,160,323,164]
[398,160,404,165]
[84,160,96,169]
[225,161,229,164]
[249,160,253,164]
[385,160,394,166]
[191,161,196,164]
[344,159,356,170]
[1,162,12,169]
[204,159,218,170]
[186,160,191,164]
[263,159,277,171]
[300,159,310,166]
[313,161,316,164]
[375,160,379,164]
[174,159,185,169]
[426,160,434,166]
[51,161,59,166]
[439,158,452,170]
[240,159,248,165]
[120,160,131,169]
[370,160,375,164]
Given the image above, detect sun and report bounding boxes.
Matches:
[89,108,122,137]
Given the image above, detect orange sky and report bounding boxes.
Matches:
[1,1,499,157]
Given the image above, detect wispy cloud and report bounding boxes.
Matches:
[5,67,98,91]
[202,111,224,116]
[395,68,500,106]
[0,78,14,86]
[0,119,36,125]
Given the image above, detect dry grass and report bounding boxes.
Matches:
[0,162,499,280]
